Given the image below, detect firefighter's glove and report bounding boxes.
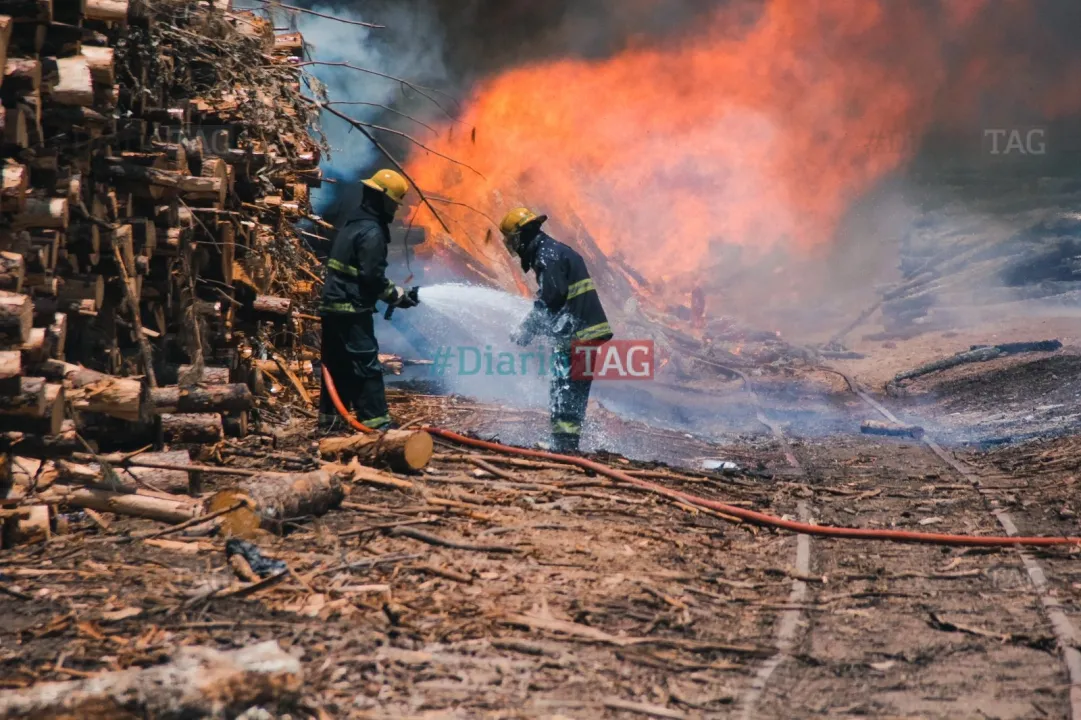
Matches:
[386,285,417,309]
[395,287,420,309]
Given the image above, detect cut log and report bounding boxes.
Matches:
[0,350,19,380]
[2,57,41,95]
[0,105,27,148]
[0,0,50,23]
[100,156,179,200]
[0,291,31,343]
[11,197,67,230]
[177,364,229,385]
[63,450,191,494]
[40,382,63,434]
[48,55,93,106]
[0,641,302,719]
[19,326,46,363]
[252,294,291,315]
[222,411,248,438]
[69,375,142,421]
[1,161,27,213]
[84,0,126,22]
[209,468,344,537]
[0,376,46,416]
[274,30,302,53]
[56,274,103,310]
[860,419,925,440]
[130,216,156,251]
[0,16,10,79]
[191,155,226,206]
[36,358,105,386]
[120,450,191,492]
[0,421,84,457]
[318,430,434,472]
[149,383,252,414]
[254,358,313,378]
[39,484,199,524]
[160,412,223,444]
[0,250,24,292]
[80,45,114,84]
[46,311,65,357]
[2,504,50,545]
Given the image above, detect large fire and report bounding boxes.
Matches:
[403,0,1079,295]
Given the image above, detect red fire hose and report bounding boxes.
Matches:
[322,366,1080,547]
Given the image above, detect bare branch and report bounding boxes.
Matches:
[310,101,451,234]
[326,101,439,134]
[320,109,484,179]
[291,61,462,124]
[248,0,384,28]
[427,196,499,227]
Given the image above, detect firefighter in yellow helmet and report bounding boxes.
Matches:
[318,169,419,431]
[501,207,613,452]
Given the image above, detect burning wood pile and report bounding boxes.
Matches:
[0,0,328,463]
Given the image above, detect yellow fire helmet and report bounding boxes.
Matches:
[499,207,548,238]
[361,169,410,204]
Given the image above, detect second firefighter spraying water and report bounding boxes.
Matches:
[500,207,613,452]
[318,169,421,431]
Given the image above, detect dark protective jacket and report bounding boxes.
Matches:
[519,231,612,343]
[319,203,398,315]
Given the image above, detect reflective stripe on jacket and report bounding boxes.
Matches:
[521,232,613,343]
[319,205,398,315]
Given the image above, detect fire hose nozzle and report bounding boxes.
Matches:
[384,286,420,321]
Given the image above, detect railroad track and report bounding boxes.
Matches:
[834,367,1081,718]
[739,364,1081,717]
[725,372,816,719]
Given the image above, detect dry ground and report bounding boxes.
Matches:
[2,318,1080,719]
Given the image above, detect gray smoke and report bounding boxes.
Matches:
[285,3,449,210]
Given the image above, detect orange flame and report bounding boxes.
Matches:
[405,0,1081,292]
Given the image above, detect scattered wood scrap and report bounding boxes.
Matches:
[0,641,302,719]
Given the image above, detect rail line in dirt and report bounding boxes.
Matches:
[729,373,816,719]
[827,366,1081,718]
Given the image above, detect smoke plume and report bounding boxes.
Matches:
[292,0,1081,334]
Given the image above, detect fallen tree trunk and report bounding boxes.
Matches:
[860,419,925,440]
[893,340,1063,383]
[209,468,344,537]
[318,429,433,472]
[160,412,223,444]
[0,641,302,719]
[149,383,252,414]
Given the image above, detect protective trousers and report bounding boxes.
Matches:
[318,312,391,429]
[549,348,592,452]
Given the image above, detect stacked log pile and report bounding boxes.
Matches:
[0,0,328,460]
